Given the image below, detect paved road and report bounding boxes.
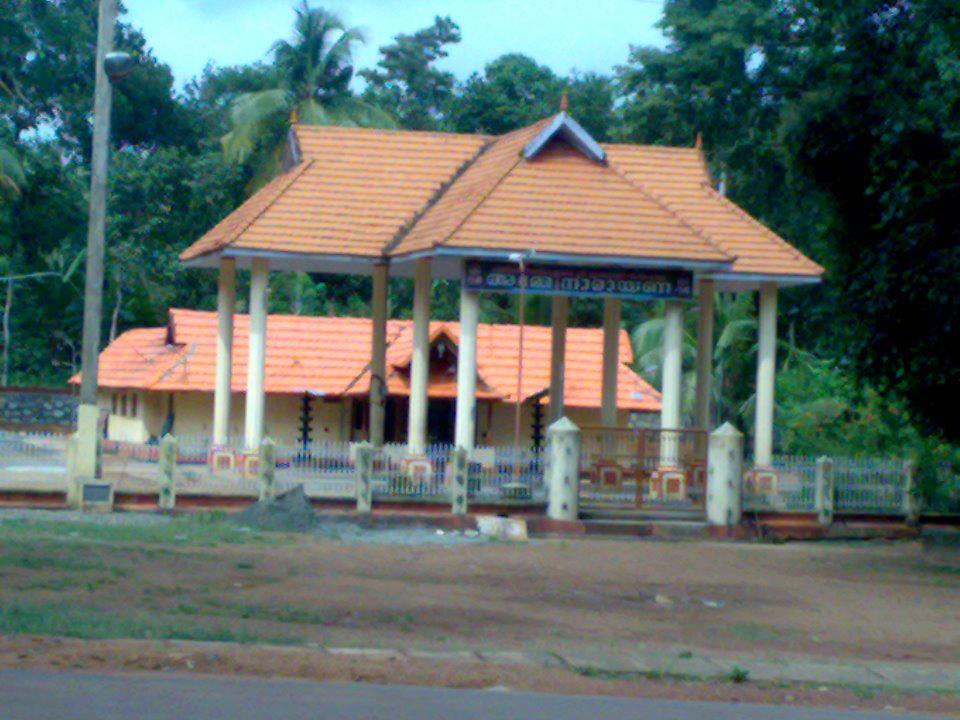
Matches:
[0,670,947,720]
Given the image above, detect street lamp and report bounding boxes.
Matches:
[74,0,132,498]
[508,250,535,482]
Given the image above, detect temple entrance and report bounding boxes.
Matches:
[577,426,708,514]
[427,399,455,445]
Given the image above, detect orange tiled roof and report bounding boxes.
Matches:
[80,309,661,412]
[182,126,488,260]
[180,114,821,279]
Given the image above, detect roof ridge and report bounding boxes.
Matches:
[603,155,735,263]
[386,117,553,256]
[419,120,551,252]
[294,122,492,144]
[382,138,495,255]
[701,185,825,274]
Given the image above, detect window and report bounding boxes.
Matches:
[120,394,127,416]
[130,394,138,418]
[111,394,118,414]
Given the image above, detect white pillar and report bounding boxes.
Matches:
[213,257,236,446]
[244,258,269,450]
[407,258,431,454]
[660,300,684,465]
[546,417,581,521]
[600,298,621,427]
[694,279,715,431]
[706,422,743,528]
[548,295,568,424]
[754,282,778,466]
[369,262,389,448]
[454,284,479,450]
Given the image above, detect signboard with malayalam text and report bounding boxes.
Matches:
[462,260,694,301]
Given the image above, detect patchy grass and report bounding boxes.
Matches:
[0,513,288,547]
[726,622,798,644]
[0,601,297,645]
[197,599,326,626]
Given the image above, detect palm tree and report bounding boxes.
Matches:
[222,2,395,179]
[631,293,815,430]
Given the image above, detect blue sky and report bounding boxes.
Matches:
[123,0,666,89]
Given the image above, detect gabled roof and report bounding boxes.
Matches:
[180,114,823,280]
[80,309,661,412]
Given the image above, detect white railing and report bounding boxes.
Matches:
[742,455,909,515]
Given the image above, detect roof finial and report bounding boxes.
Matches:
[559,90,568,112]
[290,107,299,124]
[694,132,703,150]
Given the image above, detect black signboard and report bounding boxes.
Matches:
[462,260,694,300]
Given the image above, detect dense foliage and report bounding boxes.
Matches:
[1,1,957,499]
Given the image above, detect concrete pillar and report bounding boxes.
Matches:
[73,404,100,480]
[450,445,469,515]
[244,258,269,450]
[546,417,581,521]
[706,422,743,528]
[369,262,389,448]
[694,279,715,430]
[754,282,778,466]
[660,300,684,465]
[355,441,373,513]
[213,258,236,446]
[454,285,479,451]
[601,298,621,427]
[258,436,275,501]
[408,258,431,454]
[158,434,177,511]
[548,295,568,423]
[815,456,834,526]
[903,459,919,524]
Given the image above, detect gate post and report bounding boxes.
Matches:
[355,442,373,513]
[706,423,743,529]
[546,417,581,521]
[815,456,834,526]
[258,437,275,501]
[903,459,919,525]
[450,446,469,516]
[158,434,177,511]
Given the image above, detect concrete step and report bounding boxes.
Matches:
[579,507,705,523]
[581,518,709,540]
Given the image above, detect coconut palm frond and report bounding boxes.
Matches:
[221,88,291,164]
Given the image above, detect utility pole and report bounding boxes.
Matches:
[74,0,131,480]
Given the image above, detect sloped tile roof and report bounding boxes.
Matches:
[181,126,488,261]
[604,144,824,277]
[80,309,660,412]
[180,114,822,279]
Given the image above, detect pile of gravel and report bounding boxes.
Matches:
[233,485,318,532]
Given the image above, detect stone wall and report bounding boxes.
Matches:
[0,387,78,430]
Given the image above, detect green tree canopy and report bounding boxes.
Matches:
[360,16,461,131]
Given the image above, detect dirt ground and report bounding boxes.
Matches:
[1,513,959,713]
[4,635,960,716]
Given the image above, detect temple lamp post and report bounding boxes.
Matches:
[74,0,134,482]
[508,250,535,482]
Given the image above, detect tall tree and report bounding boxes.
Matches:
[361,16,461,130]
[221,2,394,176]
